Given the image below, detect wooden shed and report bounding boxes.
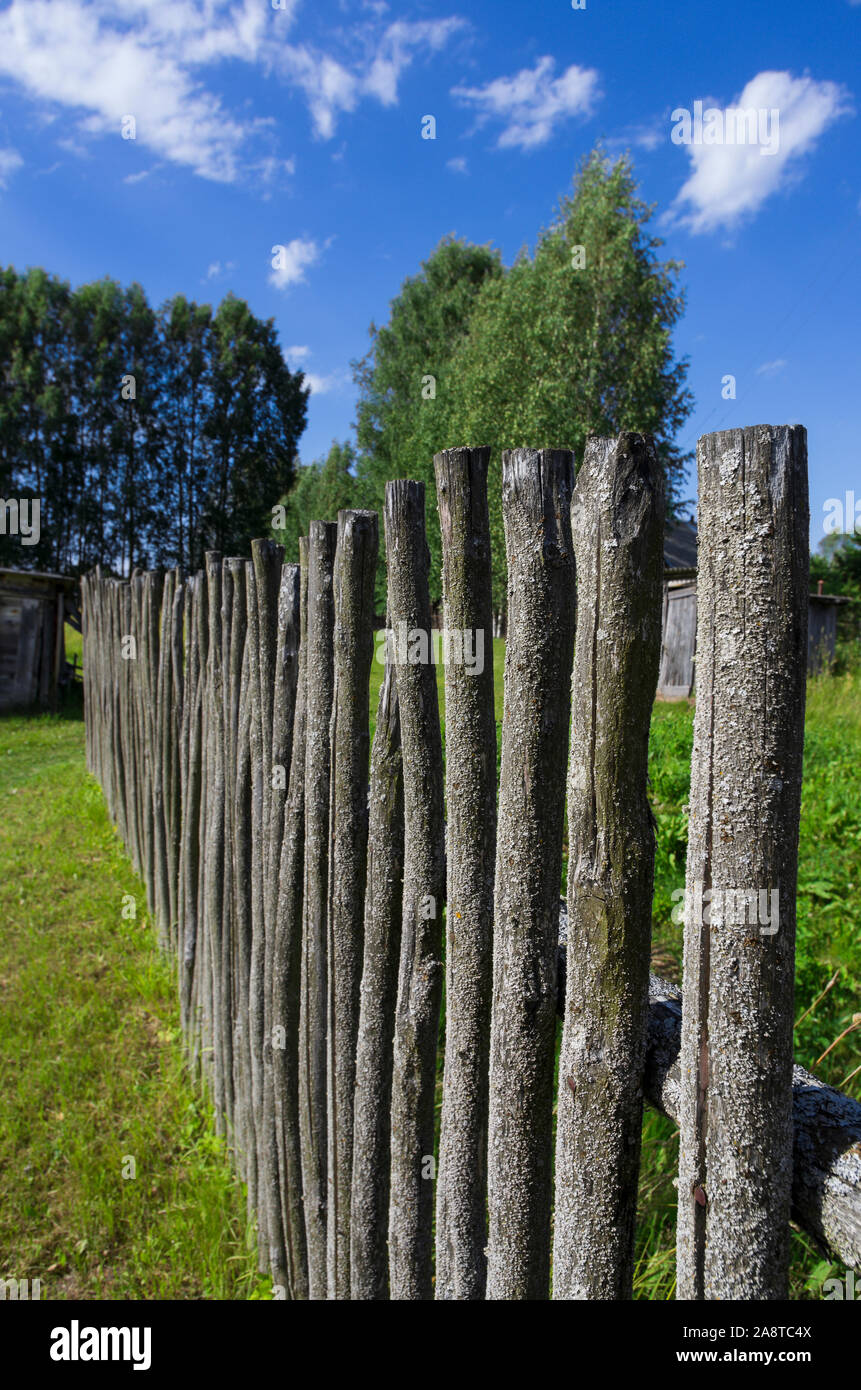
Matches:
[808,586,850,674]
[656,522,850,698]
[0,568,80,712]
[657,519,698,700]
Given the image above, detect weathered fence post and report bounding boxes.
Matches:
[272,538,310,1300]
[233,586,257,1213]
[247,539,284,1275]
[188,568,210,1079]
[553,433,664,1300]
[179,574,201,1042]
[219,559,238,1143]
[326,509,379,1299]
[262,557,300,1291]
[167,570,185,956]
[486,448,576,1301]
[433,447,497,1301]
[299,519,338,1299]
[350,624,404,1301]
[153,567,174,951]
[203,552,226,1132]
[677,424,809,1300]
[385,480,446,1302]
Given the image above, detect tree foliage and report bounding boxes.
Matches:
[352,148,693,609]
[273,440,360,568]
[0,268,308,574]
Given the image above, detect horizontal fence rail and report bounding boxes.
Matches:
[81,425,861,1299]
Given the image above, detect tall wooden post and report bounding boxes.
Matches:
[433,447,497,1301]
[677,424,809,1300]
[326,509,379,1298]
[298,519,338,1299]
[553,433,664,1299]
[486,448,576,1301]
[385,480,446,1302]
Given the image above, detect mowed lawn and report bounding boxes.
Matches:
[0,631,858,1298]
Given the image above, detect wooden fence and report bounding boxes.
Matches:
[82,426,861,1300]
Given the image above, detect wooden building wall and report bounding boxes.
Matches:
[658,580,847,699]
[0,571,70,712]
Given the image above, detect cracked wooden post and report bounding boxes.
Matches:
[219,561,236,1139]
[385,480,446,1302]
[262,557,300,1291]
[553,946,861,1275]
[299,519,338,1299]
[223,559,247,1167]
[167,570,185,957]
[247,538,284,1276]
[326,508,379,1299]
[486,448,576,1301]
[677,424,809,1301]
[433,447,496,1301]
[179,573,205,1048]
[203,552,225,1130]
[153,567,174,951]
[244,558,268,1267]
[553,433,664,1300]
[272,539,310,1300]
[350,613,404,1301]
[233,585,257,1215]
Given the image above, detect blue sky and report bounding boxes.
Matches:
[0,0,858,545]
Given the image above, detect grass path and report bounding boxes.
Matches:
[0,708,268,1300]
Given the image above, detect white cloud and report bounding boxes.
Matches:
[451,56,600,150]
[285,345,312,361]
[756,358,788,376]
[302,369,350,395]
[123,168,152,185]
[206,260,235,280]
[607,120,664,153]
[446,156,468,174]
[0,147,23,188]
[670,71,853,234]
[0,0,277,182]
[276,18,466,140]
[363,18,466,107]
[0,2,468,175]
[278,47,359,141]
[269,237,322,290]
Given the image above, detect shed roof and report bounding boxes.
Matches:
[0,567,78,592]
[664,518,698,572]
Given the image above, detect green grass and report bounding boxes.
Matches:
[0,702,269,1300]
[1,628,858,1300]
